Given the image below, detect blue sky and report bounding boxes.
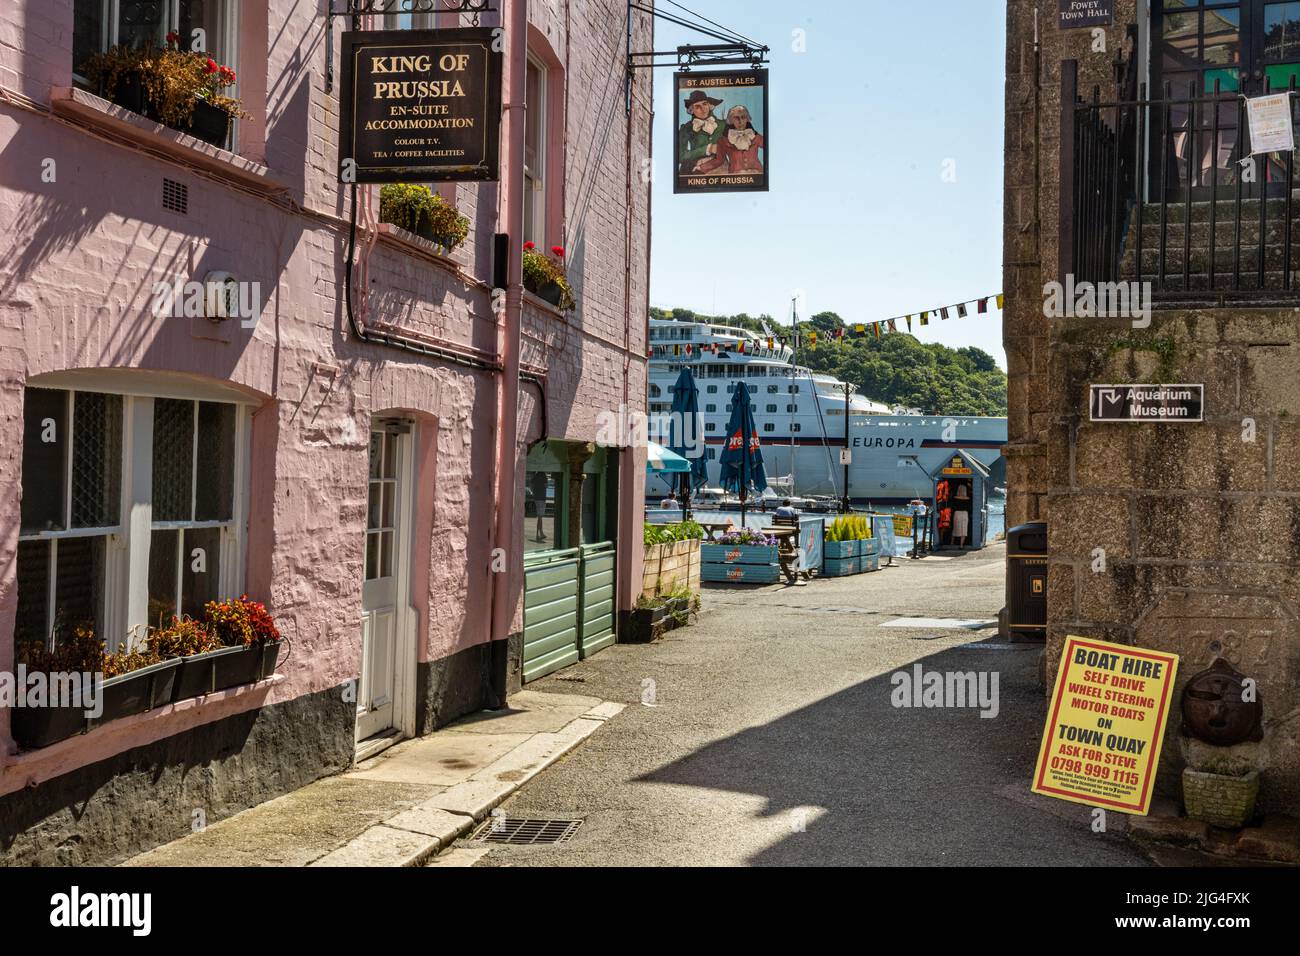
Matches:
[648,1,1009,368]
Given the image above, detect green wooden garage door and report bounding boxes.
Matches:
[523,548,581,683]
[523,543,617,682]
[579,543,616,658]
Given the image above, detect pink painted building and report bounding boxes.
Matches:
[0,0,652,864]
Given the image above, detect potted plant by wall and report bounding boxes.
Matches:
[378,183,471,253]
[522,242,576,310]
[626,583,699,643]
[80,36,247,148]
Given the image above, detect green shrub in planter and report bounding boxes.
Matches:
[522,244,576,310]
[379,183,470,252]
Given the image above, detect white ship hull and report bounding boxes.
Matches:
[646,318,1006,503]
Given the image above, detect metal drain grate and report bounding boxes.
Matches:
[162,178,188,214]
[471,817,583,846]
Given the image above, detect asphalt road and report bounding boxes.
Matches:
[457,543,1153,866]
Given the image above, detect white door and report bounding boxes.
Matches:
[357,426,408,747]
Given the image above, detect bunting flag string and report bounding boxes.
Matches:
[817,292,1004,343]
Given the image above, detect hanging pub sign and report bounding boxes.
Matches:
[338,27,502,183]
[674,69,769,194]
[1058,0,1113,29]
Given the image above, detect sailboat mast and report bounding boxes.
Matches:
[789,296,798,494]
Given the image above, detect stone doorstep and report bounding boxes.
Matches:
[1129,811,1300,864]
[309,703,624,867]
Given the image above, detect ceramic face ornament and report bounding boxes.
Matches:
[1180,658,1264,746]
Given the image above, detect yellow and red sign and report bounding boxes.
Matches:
[1032,636,1179,815]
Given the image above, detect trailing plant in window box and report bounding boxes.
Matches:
[79,37,248,148]
[379,184,470,253]
[13,626,181,748]
[522,242,576,310]
[204,595,285,683]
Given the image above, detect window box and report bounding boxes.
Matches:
[378,184,469,255]
[212,643,263,692]
[111,70,152,119]
[186,98,232,149]
[522,246,576,311]
[90,656,183,729]
[10,699,89,751]
[260,640,283,681]
[171,644,244,701]
[535,281,567,308]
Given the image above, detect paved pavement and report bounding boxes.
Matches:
[126,691,624,867]
[449,543,1155,867]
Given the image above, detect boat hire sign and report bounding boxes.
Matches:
[1033,637,1178,815]
[339,28,502,183]
[675,69,769,194]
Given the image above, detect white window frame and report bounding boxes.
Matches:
[17,378,252,653]
[146,397,249,632]
[523,54,548,248]
[16,389,126,650]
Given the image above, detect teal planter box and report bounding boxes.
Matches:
[822,556,859,577]
[862,553,881,573]
[861,537,880,557]
[701,543,780,566]
[823,540,860,560]
[702,562,782,584]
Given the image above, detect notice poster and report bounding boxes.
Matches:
[1245,92,1295,154]
[338,27,502,183]
[1032,637,1179,815]
[674,69,769,194]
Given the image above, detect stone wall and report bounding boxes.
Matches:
[1048,312,1300,810]
[1004,2,1300,813]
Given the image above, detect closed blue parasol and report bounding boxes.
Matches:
[717,380,768,524]
[667,367,709,519]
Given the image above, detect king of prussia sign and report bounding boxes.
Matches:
[339,28,503,183]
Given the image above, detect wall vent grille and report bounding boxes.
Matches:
[162,178,188,214]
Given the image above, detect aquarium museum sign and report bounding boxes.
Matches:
[339,27,502,183]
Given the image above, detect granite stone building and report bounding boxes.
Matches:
[1004,0,1300,810]
[0,0,652,864]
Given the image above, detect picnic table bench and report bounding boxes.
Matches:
[762,523,803,584]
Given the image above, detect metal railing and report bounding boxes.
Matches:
[1060,60,1300,301]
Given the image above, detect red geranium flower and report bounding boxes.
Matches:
[551,245,565,257]
[205,58,218,73]
[523,241,535,250]
[165,31,180,45]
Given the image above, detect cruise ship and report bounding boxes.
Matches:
[647,318,1007,504]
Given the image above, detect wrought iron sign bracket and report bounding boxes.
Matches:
[627,43,770,72]
[624,1,767,112]
[324,0,498,93]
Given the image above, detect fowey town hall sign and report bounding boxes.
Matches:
[339,27,502,183]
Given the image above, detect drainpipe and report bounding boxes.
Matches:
[488,0,528,706]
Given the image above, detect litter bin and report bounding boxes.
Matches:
[1006,521,1047,636]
